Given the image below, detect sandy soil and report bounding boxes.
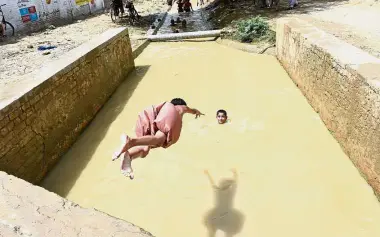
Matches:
[0,0,168,88]
[2,0,380,101]
[209,0,380,58]
[296,1,380,58]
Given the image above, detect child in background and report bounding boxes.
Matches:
[177,0,184,12]
[183,0,193,12]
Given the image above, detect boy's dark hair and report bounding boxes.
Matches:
[216,109,227,116]
[171,98,187,106]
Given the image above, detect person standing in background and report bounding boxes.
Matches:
[183,0,194,12]
[288,0,299,9]
[177,0,184,12]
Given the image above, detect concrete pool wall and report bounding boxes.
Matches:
[0,171,155,237]
[1,17,380,236]
[0,27,134,185]
[0,27,159,237]
[277,17,380,199]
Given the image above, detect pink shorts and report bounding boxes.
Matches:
[136,102,158,134]
[134,104,163,151]
[134,101,181,149]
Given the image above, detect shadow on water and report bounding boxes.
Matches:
[203,169,245,237]
[41,65,150,196]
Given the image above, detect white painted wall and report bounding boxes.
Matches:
[0,0,105,34]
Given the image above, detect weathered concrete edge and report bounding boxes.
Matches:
[276,17,380,199]
[0,27,130,111]
[0,27,135,184]
[216,38,276,55]
[0,171,155,237]
[133,39,150,59]
[216,38,261,53]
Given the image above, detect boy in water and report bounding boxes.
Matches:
[216,109,228,124]
[112,98,204,179]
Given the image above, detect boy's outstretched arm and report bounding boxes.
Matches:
[179,106,205,118]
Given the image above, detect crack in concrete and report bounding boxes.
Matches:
[2,179,156,236]
[0,178,24,201]
[0,219,32,237]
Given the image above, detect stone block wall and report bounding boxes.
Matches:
[0,171,154,237]
[0,27,134,184]
[276,17,380,198]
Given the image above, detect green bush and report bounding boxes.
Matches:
[234,16,274,43]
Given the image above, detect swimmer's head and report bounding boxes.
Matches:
[171,98,187,106]
[216,109,227,124]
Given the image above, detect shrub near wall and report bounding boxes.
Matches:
[0,27,134,184]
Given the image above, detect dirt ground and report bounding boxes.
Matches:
[209,0,380,58]
[1,0,380,101]
[0,0,168,89]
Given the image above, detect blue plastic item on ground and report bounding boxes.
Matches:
[38,45,57,51]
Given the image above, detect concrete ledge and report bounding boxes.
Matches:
[0,171,155,237]
[276,17,380,199]
[216,38,276,55]
[133,39,150,59]
[216,38,259,53]
[0,27,135,184]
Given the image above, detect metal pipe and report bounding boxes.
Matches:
[146,30,222,41]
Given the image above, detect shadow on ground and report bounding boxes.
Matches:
[203,169,245,237]
[41,65,150,196]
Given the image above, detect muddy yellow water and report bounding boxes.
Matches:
[42,41,380,237]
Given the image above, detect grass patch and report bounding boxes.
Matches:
[233,16,275,44]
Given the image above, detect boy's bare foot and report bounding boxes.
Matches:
[112,134,130,161]
[121,152,134,179]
